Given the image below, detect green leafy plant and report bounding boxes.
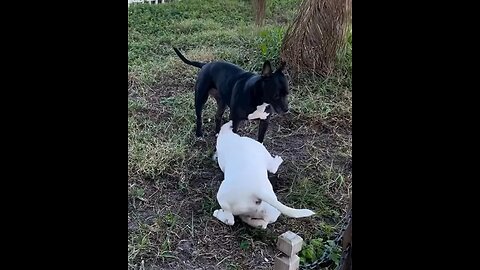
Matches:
[239,240,250,250]
[299,238,342,267]
[257,27,285,68]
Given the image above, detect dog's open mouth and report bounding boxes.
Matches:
[245,214,265,221]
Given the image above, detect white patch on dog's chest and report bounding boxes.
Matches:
[248,103,270,120]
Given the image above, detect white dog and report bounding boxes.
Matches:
[213,121,315,229]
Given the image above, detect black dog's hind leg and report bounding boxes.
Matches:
[258,119,269,143]
[210,89,226,135]
[194,80,210,137]
[214,102,226,135]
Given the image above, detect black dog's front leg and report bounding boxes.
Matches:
[232,119,241,134]
[258,119,269,143]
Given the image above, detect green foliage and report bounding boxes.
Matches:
[239,240,250,250]
[299,238,342,267]
[258,26,285,68]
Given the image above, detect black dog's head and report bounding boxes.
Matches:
[256,61,289,114]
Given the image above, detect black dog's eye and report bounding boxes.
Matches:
[274,94,280,99]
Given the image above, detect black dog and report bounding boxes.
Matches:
[173,47,289,143]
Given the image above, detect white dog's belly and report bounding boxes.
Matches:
[248,103,270,120]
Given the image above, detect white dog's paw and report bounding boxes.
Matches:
[274,155,283,165]
[213,209,235,226]
[268,155,283,173]
[225,217,234,225]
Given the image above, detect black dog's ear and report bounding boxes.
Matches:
[275,61,286,73]
[261,61,272,76]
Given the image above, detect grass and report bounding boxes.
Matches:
[128,0,351,269]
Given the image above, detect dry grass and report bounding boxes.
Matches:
[281,0,351,77]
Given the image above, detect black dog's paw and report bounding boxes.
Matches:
[192,136,207,148]
[195,136,206,142]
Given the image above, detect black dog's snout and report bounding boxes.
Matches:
[273,105,289,114]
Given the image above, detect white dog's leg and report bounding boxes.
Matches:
[213,209,235,226]
[263,202,281,224]
[267,155,283,173]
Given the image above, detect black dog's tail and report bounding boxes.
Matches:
[172,47,205,68]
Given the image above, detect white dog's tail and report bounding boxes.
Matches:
[255,190,315,218]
